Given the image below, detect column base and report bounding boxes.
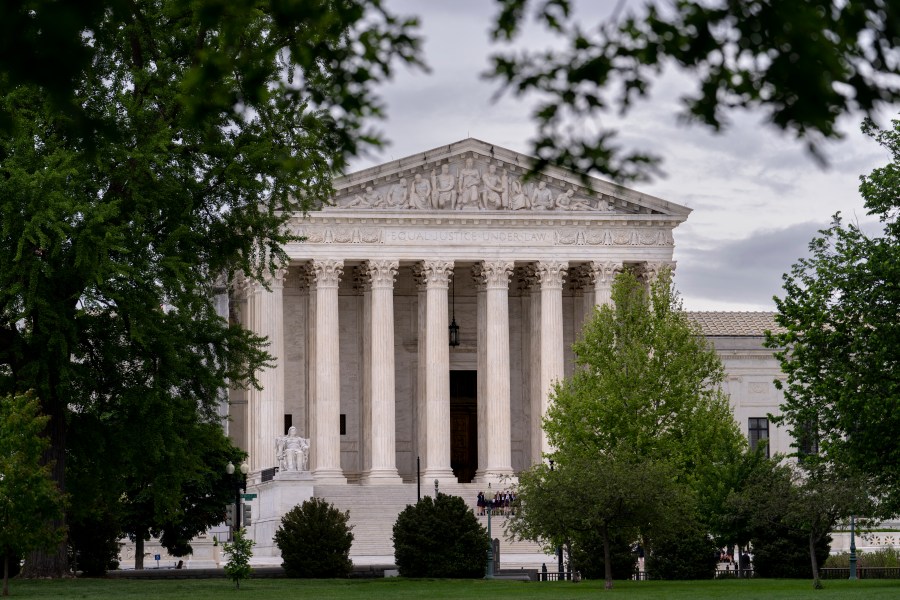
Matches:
[312,468,347,485]
[359,469,403,485]
[422,468,458,487]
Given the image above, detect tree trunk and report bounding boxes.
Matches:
[136,537,144,570]
[602,525,613,590]
[809,533,821,589]
[4,551,9,597]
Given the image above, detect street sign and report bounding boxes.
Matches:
[242,493,257,500]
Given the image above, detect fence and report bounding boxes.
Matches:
[820,567,900,579]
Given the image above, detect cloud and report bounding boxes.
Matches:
[675,218,882,310]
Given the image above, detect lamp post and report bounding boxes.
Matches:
[485,483,496,579]
[849,515,857,580]
[226,460,250,534]
[549,459,563,577]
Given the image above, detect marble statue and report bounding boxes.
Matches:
[346,185,384,208]
[530,181,554,210]
[508,178,530,210]
[409,173,432,209]
[387,178,409,208]
[555,189,593,211]
[457,158,481,210]
[481,164,505,210]
[276,426,310,472]
[432,164,457,209]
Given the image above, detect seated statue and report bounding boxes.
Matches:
[276,426,310,472]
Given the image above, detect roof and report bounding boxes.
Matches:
[686,312,785,337]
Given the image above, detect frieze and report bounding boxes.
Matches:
[329,154,632,214]
[289,223,674,247]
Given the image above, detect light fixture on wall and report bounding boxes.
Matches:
[449,272,460,347]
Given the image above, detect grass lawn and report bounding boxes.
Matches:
[5,577,900,600]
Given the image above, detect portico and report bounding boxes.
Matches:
[228,138,689,486]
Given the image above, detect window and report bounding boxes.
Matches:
[749,417,769,457]
[340,414,346,436]
[797,419,819,459]
[284,413,292,435]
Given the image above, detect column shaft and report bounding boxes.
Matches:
[362,260,402,483]
[538,261,567,457]
[254,269,286,472]
[422,260,456,482]
[478,261,514,482]
[313,259,346,483]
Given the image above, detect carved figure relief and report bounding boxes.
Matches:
[333,155,642,213]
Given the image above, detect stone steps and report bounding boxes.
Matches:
[313,482,548,566]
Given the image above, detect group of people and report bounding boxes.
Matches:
[476,489,517,516]
[342,160,606,212]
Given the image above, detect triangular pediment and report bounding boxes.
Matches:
[325,138,691,217]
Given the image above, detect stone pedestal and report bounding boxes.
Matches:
[249,471,315,558]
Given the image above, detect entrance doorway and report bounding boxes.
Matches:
[450,370,478,483]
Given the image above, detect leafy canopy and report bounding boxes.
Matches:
[490,0,900,181]
[545,269,744,481]
[0,0,421,577]
[768,118,900,513]
[0,394,64,595]
[511,270,743,588]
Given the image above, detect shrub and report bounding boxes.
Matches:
[274,498,353,578]
[646,526,718,580]
[69,513,122,576]
[569,529,637,580]
[392,493,489,578]
[752,526,831,578]
[826,546,900,568]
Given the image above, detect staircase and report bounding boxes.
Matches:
[314,482,551,569]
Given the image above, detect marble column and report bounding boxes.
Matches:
[413,265,428,473]
[473,266,487,480]
[537,261,567,457]
[303,265,318,471]
[254,269,286,473]
[476,260,514,482]
[420,260,456,482]
[521,267,542,466]
[361,259,402,484]
[312,259,346,484]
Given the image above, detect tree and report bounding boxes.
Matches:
[0,1,421,576]
[0,394,65,596]
[510,270,745,588]
[507,454,691,589]
[726,459,870,588]
[274,498,354,578]
[489,0,899,182]
[545,270,745,483]
[392,493,489,579]
[223,528,254,590]
[768,118,900,513]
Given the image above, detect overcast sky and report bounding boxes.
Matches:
[346,0,891,312]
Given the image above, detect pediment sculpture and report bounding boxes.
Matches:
[333,156,616,213]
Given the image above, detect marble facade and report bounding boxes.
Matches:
[228,138,695,487]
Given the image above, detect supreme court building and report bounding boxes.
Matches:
[227,138,790,487]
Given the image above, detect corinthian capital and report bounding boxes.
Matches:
[589,261,622,285]
[477,260,514,289]
[312,259,344,287]
[536,261,568,289]
[367,259,399,289]
[418,260,454,288]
